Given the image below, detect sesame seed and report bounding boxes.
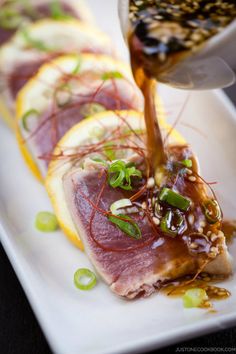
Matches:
[208,252,217,258]
[141,201,147,210]
[210,246,218,253]
[188,176,196,182]
[188,214,194,225]
[210,233,218,242]
[190,242,198,249]
[186,168,192,175]
[153,217,160,225]
[191,32,203,42]
[217,230,224,238]
[184,40,194,48]
[161,36,169,44]
[159,52,166,62]
[147,177,155,189]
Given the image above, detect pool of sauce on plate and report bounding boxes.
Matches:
[161,273,231,311]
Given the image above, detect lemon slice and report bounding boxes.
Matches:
[16,54,143,181]
[45,110,185,249]
[0,18,115,126]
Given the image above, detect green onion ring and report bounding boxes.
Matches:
[109,170,125,188]
[160,210,186,237]
[202,199,221,224]
[110,199,132,215]
[22,109,39,132]
[183,288,208,308]
[35,211,58,232]
[74,268,97,291]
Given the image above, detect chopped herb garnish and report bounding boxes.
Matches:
[160,210,185,237]
[50,0,73,20]
[108,214,141,239]
[21,28,52,52]
[202,199,221,224]
[103,142,116,161]
[181,159,192,168]
[0,7,22,30]
[159,187,191,211]
[22,109,39,132]
[91,158,108,166]
[102,71,123,81]
[72,58,82,75]
[108,160,142,190]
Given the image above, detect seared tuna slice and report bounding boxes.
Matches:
[63,161,232,299]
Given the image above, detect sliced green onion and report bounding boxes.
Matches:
[110,199,132,215]
[108,214,141,239]
[181,159,192,168]
[202,199,221,224]
[50,0,73,20]
[109,168,125,188]
[103,142,116,161]
[22,0,38,19]
[159,187,191,211]
[22,109,39,132]
[74,268,97,291]
[108,160,142,190]
[80,103,106,118]
[91,157,107,166]
[72,58,82,75]
[35,211,59,232]
[183,288,208,308]
[21,28,52,52]
[124,166,142,190]
[102,71,123,81]
[0,9,22,29]
[160,210,185,237]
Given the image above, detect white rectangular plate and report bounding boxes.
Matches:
[0,1,236,354]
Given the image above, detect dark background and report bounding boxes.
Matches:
[1,85,236,354]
